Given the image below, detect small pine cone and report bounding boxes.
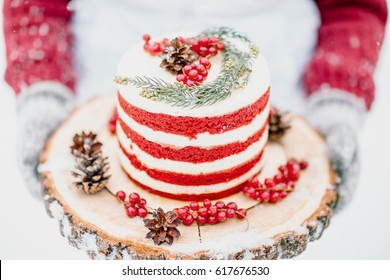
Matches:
[268,107,291,142]
[144,208,181,245]
[71,131,101,156]
[160,38,198,74]
[70,131,111,194]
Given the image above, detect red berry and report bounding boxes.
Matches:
[279,190,288,198]
[287,159,299,171]
[236,208,247,219]
[269,192,280,203]
[197,215,207,225]
[273,174,284,184]
[208,47,217,55]
[207,216,218,225]
[189,38,199,47]
[149,43,161,54]
[278,165,288,174]
[183,214,195,226]
[299,160,308,170]
[139,198,147,206]
[178,207,189,219]
[143,43,150,51]
[226,208,236,218]
[217,211,227,222]
[129,192,140,204]
[138,206,148,218]
[246,187,256,198]
[199,36,209,46]
[124,202,131,209]
[190,201,199,211]
[142,34,151,42]
[200,57,210,69]
[195,74,204,83]
[226,202,238,211]
[176,74,186,83]
[288,169,300,181]
[199,46,208,56]
[198,207,208,217]
[115,191,126,202]
[264,178,274,188]
[183,65,192,76]
[216,42,225,50]
[215,201,225,209]
[249,177,260,189]
[126,205,138,218]
[203,199,212,208]
[196,64,207,75]
[208,205,218,216]
[259,191,270,203]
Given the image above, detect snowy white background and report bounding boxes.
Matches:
[0,0,390,259]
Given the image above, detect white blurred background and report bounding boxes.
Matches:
[0,0,389,259]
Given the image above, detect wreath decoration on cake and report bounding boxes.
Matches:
[114,27,259,108]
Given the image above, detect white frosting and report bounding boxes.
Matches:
[118,149,265,195]
[117,123,268,174]
[117,99,270,147]
[116,37,270,117]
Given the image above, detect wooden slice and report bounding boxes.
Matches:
[39,96,336,260]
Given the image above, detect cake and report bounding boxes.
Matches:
[115,28,270,201]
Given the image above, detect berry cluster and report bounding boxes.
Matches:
[142,34,165,55]
[108,108,118,134]
[176,58,210,86]
[185,36,225,57]
[173,199,247,226]
[116,191,149,218]
[242,159,308,203]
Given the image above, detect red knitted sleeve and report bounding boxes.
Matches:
[304,0,387,109]
[3,0,75,95]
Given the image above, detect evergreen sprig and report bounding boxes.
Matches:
[114,27,258,108]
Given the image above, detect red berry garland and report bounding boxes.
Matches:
[115,191,149,218]
[173,199,246,226]
[242,159,308,203]
[142,34,225,87]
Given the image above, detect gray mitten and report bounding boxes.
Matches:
[305,89,366,212]
[16,82,74,199]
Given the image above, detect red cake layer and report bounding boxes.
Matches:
[120,143,264,186]
[118,87,270,138]
[119,119,267,163]
[126,174,253,201]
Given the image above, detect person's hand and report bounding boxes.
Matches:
[305,89,366,212]
[16,83,74,199]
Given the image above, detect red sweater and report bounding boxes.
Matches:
[3,0,388,109]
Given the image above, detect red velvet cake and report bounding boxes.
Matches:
[115,29,270,200]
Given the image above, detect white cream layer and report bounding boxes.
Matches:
[117,36,270,118]
[118,148,264,195]
[117,123,268,174]
[117,100,270,147]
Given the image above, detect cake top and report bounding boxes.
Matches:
[115,27,270,117]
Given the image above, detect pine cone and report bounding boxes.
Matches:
[144,208,181,245]
[160,38,197,74]
[268,107,291,142]
[70,131,110,194]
